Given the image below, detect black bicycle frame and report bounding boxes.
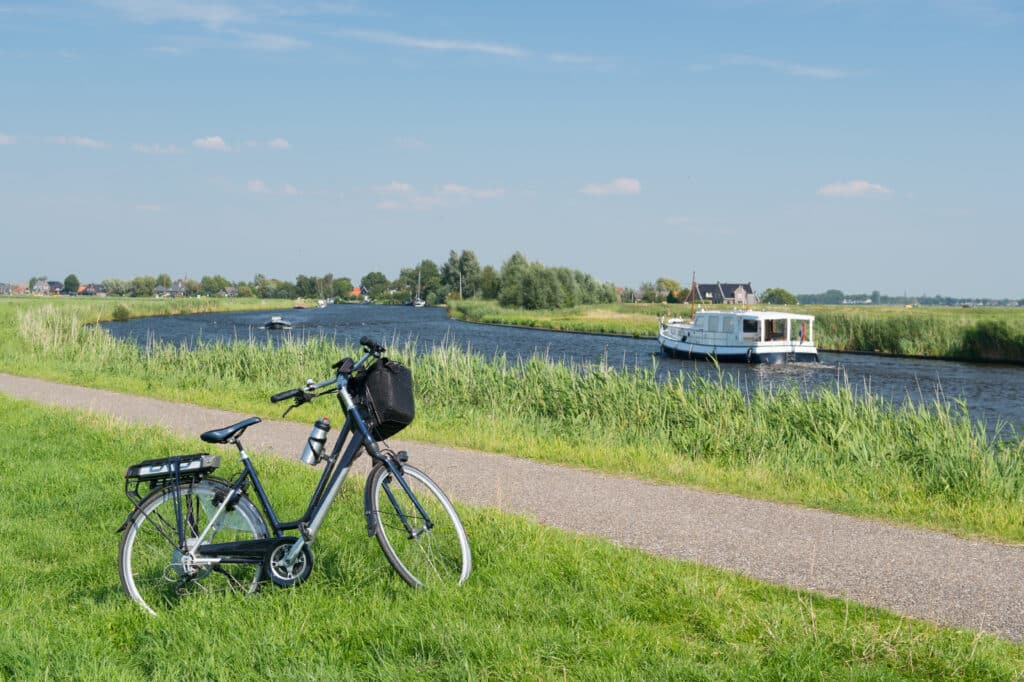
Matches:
[225,385,434,544]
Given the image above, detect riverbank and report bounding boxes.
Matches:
[448,300,1024,364]
[2,298,1022,544]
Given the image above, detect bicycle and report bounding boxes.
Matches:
[117,337,472,615]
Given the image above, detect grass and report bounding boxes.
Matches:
[2,299,1023,545]
[2,395,1023,679]
[449,300,1024,363]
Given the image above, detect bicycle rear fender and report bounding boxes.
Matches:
[115,476,235,534]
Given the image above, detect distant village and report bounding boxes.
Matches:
[0,275,1019,309]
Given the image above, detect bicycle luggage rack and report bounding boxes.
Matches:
[124,454,221,508]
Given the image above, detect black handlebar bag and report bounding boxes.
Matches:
[350,358,415,440]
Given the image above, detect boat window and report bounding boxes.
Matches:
[743,319,758,334]
[707,316,720,332]
[722,316,735,333]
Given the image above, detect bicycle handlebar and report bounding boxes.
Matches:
[270,388,303,404]
[268,337,385,405]
[359,336,385,355]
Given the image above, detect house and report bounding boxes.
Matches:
[694,282,757,305]
[81,283,106,296]
[155,280,187,298]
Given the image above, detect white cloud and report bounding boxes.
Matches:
[341,29,526,57]
[441,183,505,199]
[818,180,892,198]
[581,177,641,196]
[48,136,108,149]
[132,143,181,155]
[548,52,596,65]
[268,137,291,150]
[378,181,415,193]
[232,30,309,52]
[99,0,242,30]
[193,135,230,151]
[247,180,302,196]
[721,54,848,80]
[374,181,505,211]
[0,134,14,145]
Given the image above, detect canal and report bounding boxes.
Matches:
[103,304,1024,435]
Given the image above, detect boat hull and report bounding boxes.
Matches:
[658,336,818,364]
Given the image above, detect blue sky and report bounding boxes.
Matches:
[1,1,1021,297]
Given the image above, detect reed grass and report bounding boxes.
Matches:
[2,396,1022,679]
[2,300,1023,543]
[450,300,1024,363]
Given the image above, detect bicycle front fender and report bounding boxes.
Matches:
[362,467,379,537]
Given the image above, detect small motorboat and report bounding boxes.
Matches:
[263,315,293,330]
[659,309,817,364]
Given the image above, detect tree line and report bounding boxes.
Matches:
[25,250,619,310]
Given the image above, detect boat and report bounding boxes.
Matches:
[293,298,306,309]
[659,309,817,363]
[316,299,327,309]
[263,315,293,330]
[410,271,426,308]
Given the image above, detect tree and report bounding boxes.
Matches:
[102,278,131,296]
[479,265,499,300]
[28,275,46,293]
[295,274,318,299]
[63,274,80,295]
[332,277,353,300]
[200,275,230,296]
[638,281,659,303]
[760,288,798,305]
[182,278,201,296]
[655,277,681,302]
[156,273,172,288]
[360,271,389,300]
[416,260,442,303]
[131,275,157,297]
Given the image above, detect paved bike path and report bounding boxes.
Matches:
[2,372,1023,642]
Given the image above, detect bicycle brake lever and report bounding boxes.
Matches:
[281,390,313,417]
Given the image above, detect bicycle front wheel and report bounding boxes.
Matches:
[118,479,268,615]
[368,463,472,587]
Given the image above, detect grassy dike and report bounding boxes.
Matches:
[2,298,1023,544]
[448,300,1024,363]
[2,396,1023,679]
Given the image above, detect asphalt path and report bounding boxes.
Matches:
[2,372,1023,642]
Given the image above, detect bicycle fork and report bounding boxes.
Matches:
[363,457,435,540]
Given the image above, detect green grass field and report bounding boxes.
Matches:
[2,396,1022,679]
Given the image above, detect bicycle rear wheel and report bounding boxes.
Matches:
[118,479,268,615]
[368,463,472,587]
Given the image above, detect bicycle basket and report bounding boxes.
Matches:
[350,358,415,440]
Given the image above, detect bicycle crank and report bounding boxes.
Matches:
[264,541,314,588]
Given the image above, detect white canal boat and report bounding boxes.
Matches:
[658,309,818,364]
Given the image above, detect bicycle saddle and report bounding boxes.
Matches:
[200,417,262,444]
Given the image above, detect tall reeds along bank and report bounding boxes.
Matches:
[770,307,1024,363]
[450,300,1024,363]
[8,302,1024,542]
